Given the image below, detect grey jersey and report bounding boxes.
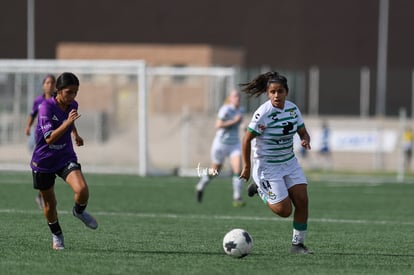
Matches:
[214,104,243,145]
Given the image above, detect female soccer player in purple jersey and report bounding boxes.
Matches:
[25,74,56,143]
[25,74,56,209]
[239,72,313,254]
[30,72,98,250]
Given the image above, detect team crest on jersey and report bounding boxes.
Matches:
[268,191,277,200]
[258,124,266,132]
[290,110,297,118]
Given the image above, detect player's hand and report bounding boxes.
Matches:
[301,140,311,150]
[74,135,84,146]
[240,167,250,181]
[67,109,81,123]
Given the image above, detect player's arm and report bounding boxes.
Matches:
[45,109,80,145]
[215,114,242,129]
[25,115,35,136]
[240,129,256,181]
[297,125,311,150]
[72,124,84,146]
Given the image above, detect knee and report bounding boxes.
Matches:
[73,183,89,200]
[269,202,292,218]
[275,207,292,218]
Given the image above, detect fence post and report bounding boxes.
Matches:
[308,66,319,116]
[360,67,370,117]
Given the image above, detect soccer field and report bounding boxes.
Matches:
[0,171,413,274]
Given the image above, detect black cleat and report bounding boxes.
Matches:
[290,243,314,254]
[196,190,203,203]
[247,183,258,197]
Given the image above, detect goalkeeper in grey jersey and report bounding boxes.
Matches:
[195,90,246,207]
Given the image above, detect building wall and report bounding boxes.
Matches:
[56,43,243,114]
[56,43,244,67]
[1,0,414,116]
[2,0,414,69]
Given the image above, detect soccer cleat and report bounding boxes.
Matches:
[232,198,246,207]
[290,243,314,254]
[35,193,44,209]
[247,183,258,197]
[52,233,64,250]
[196,189,203,203]
[72,207,98,229]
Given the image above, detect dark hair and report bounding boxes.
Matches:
[42,74,56,84]
[56,72,79,90]
[239,71,289,97]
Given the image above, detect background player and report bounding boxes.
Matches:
[25,74,56,209]
[195,90,246,207]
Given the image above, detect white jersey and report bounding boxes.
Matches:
[214,104,243,145]
[247,100,305,164]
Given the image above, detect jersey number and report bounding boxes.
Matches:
[261,180,271,191]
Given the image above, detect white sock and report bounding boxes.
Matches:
[292,229,307,245]
[232,176,244,200]
[196,175,210,191]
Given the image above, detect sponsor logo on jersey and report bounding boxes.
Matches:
[49,143,66,150]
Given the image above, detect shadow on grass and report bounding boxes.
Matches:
[79,247,223,256]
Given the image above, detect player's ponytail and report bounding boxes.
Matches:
[239,71,288,97]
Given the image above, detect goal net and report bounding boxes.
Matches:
[0,60,237,176]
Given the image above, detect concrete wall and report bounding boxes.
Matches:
[0,115,410,174]
[56,43,244,67]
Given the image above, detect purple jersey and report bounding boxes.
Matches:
[30,97,78,172]
[30,94,47,118]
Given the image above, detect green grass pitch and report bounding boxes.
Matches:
[0,171,413,274]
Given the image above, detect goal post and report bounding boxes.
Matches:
[0,59,148,175]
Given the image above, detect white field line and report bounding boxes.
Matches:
[1,208,414,226]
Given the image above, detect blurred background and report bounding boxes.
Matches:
[1,0,413,178]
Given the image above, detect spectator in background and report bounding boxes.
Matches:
[402,127,414,170]
[319,121,330,155]
[318,121,332,170]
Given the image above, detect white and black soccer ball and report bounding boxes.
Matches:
[222,228,253,258]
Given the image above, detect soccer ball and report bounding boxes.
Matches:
[222,228,253,258]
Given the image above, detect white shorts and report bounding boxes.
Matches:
[252,157,307,204]
[210,138,241,165]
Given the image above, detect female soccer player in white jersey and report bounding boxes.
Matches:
[239,72,313,254]
[195,90,246,207]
